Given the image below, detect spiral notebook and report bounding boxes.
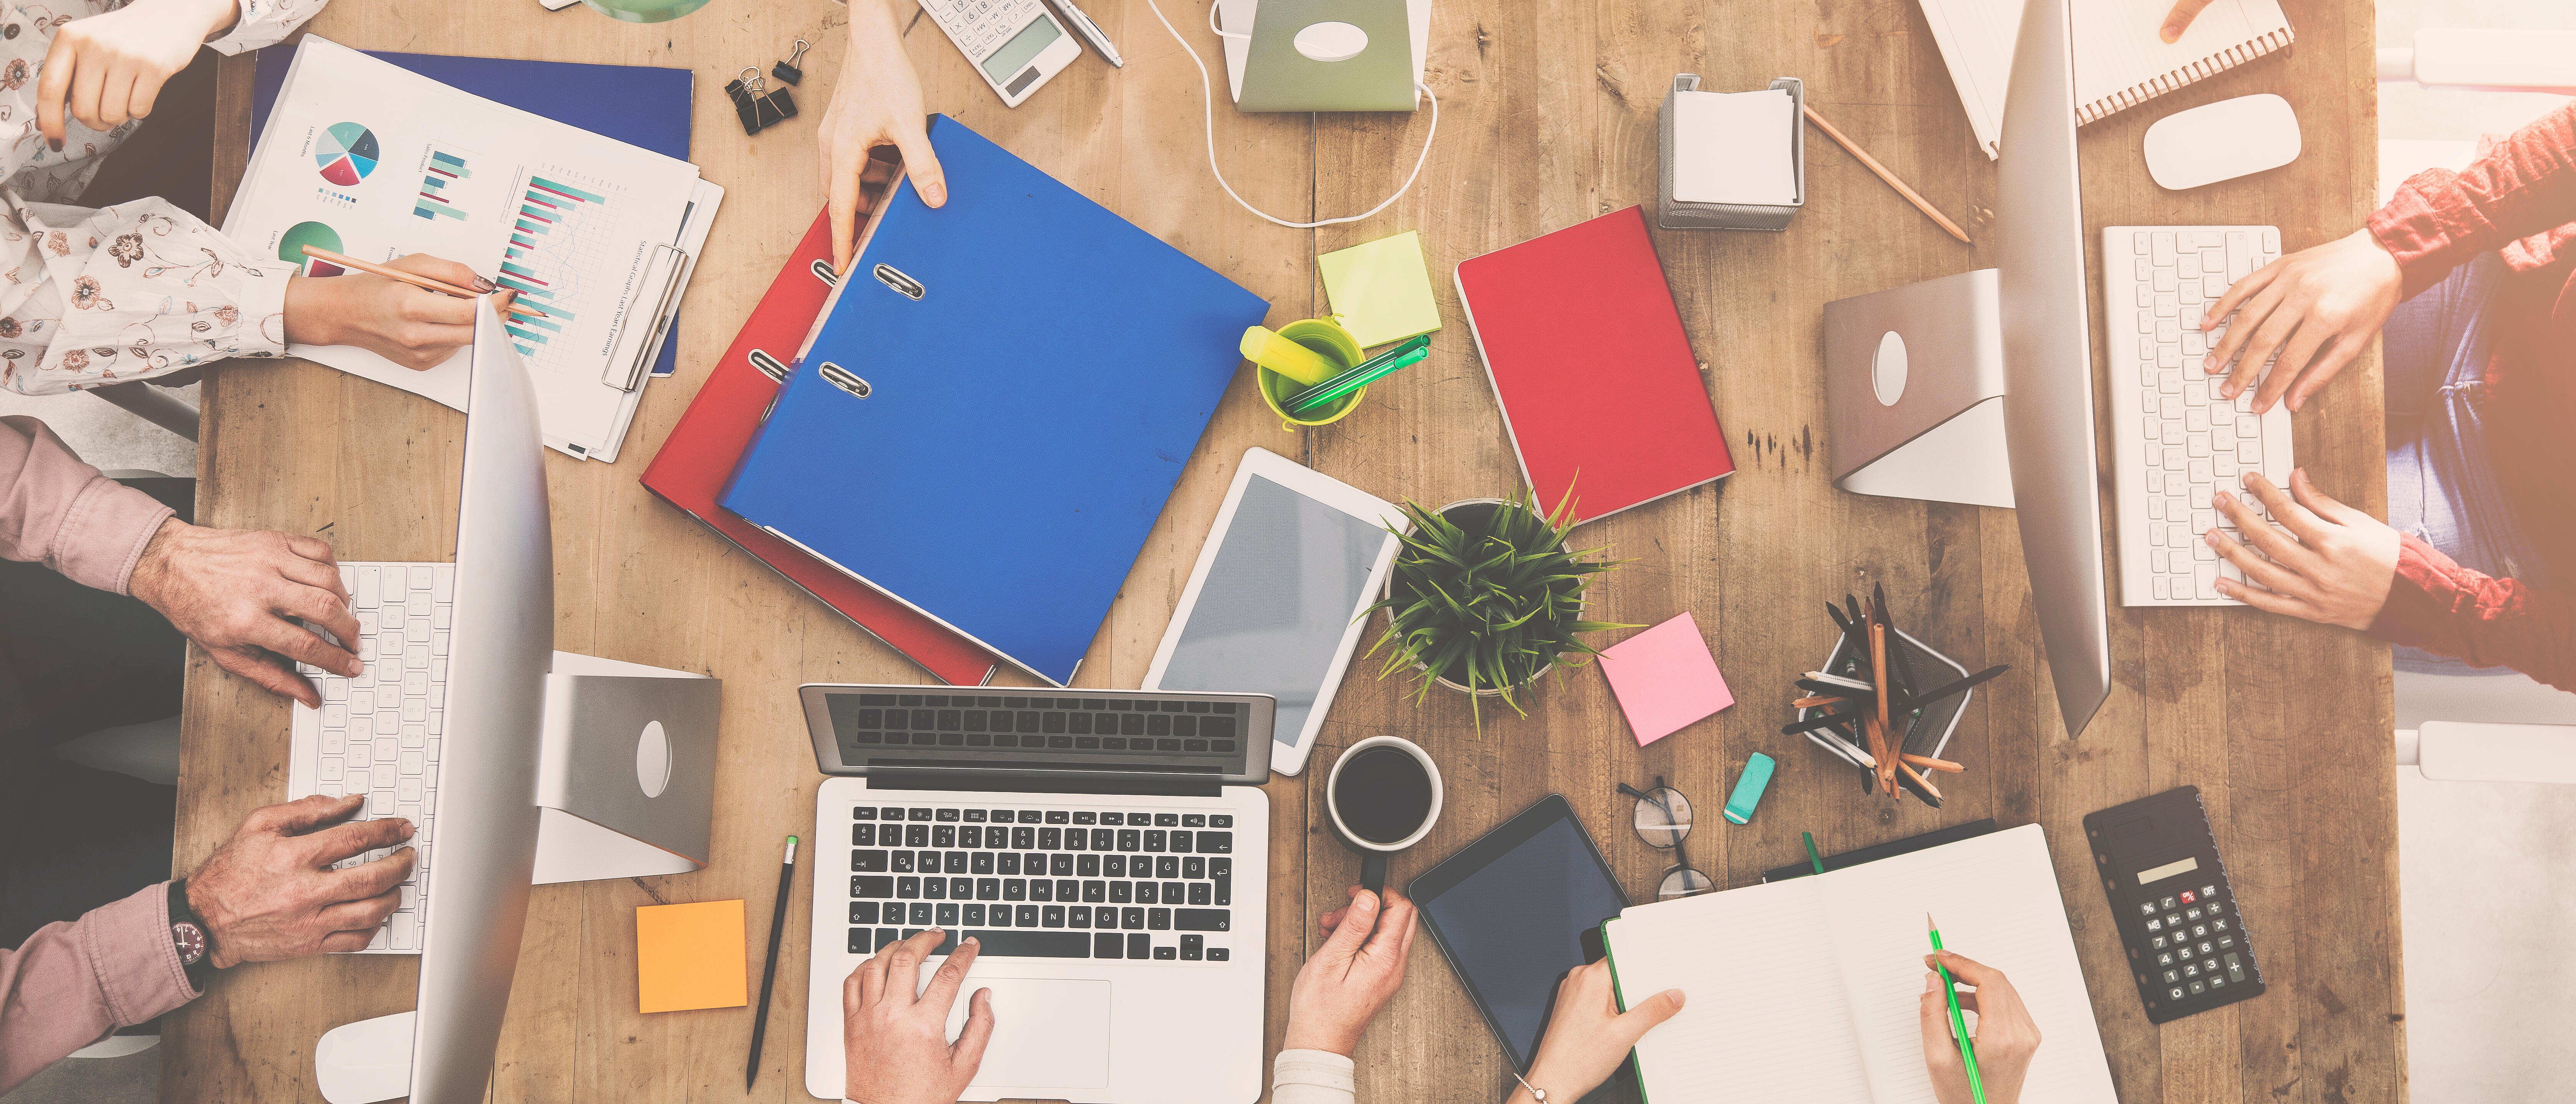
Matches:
[1600,824,2120,1104]
[1919,0,2295,159]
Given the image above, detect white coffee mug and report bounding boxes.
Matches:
[1324,735,1444,891]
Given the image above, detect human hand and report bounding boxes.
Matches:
[2208,468,2400,630]
[2201,228,2404,413]
[128,518,360,708]
[282,255,520,370]
[844,928,995,1104]
[2160,0,2214,42]
[1508,958,1683,1104]
[819,0,948,277]
[38,0,237,149]
[1281,884,1419,1055]
[1918,950,2040,1104]
[186,794,414,968]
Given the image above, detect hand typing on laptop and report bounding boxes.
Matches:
[1504,959,1684,1104]
[128,518,362,708]
[842,928,996,1104]
[1918,950,2041,1104]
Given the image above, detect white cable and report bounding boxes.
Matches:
[1143,0,1438,230]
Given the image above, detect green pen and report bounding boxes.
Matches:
[1285,335,1431,414]
[1804,831,1825,875]
[1928,913,1987,1104]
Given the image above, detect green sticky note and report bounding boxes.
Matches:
[1318,231,1441,349]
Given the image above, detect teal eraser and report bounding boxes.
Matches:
[1722,753,1777,824]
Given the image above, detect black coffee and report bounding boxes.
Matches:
[1334,746,1434,844]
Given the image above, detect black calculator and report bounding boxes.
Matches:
[2082,786,2264,1023]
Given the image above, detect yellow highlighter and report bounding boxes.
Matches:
[1239,325,1340,386]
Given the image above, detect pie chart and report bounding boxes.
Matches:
[315,122,379,187]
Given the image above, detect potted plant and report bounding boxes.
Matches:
[1364,486,1633,723]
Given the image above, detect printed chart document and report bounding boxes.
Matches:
[224,37,720,461]
[1601,824,2119,1104]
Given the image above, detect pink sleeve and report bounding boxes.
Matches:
[2369,534,2576,691]
[0,883,199,1096]
[0,415,174,594]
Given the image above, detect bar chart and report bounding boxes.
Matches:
[414,143,473,222]
[494,174,610,361]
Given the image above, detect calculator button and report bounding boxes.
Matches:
[2161,896,2178,910]
[2217,935,2237,950]
[2157,951,2175,966]
[2186,907,2203,920]
[2179,890,2196,904]
[2145,918,2163,932]
[2201,884,2219,897]
[2213,918,2230,932]
[2203,900,2223,915]
[2189,981,2206,995]
[2163,969,2181,983]
[2151,935,2167,950]
[2139,902,2158,917]
[2208,976,2226,989]
[2192,924,2208,938]
[2170,986,2187,1001]
[2224,953,2246,982]
[2183,963,2200,977]
[2199,941,2215,956]
[2166,913,2184,927]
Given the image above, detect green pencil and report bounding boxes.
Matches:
[1804,831,1824,875]
[1927,913,1986,1104]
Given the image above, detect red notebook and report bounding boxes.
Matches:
[640,211,1002,685]
[1453,206,1733,523]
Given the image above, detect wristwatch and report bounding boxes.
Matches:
[168,879,216,989]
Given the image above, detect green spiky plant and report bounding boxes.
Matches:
[1364,485,1635,726]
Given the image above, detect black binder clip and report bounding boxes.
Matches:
[772,38,811,86]
[724,71,762,135]
[742,67,796,132]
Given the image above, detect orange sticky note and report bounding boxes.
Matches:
[635,899,747,1013]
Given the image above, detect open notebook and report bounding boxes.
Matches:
[1601,824,2118,1104]
[1919,0,2295,159]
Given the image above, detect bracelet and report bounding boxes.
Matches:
[1510,1070,1548,1104]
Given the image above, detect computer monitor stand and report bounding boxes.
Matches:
[1823,269,2016,510]
[315,651,720,1104]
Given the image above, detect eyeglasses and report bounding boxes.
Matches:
[1618,776,1715,900]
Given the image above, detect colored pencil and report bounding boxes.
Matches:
[299,245,549,319]
[1902,753,1966,774]
[1802,104,1975,245]
[1804,831,1825,875]
[1928,914,1989,1104]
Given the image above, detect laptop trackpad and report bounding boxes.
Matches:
[940,976,1112,1089]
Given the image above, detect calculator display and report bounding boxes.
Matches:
[2136,855,2198,884]
[981,15,1062,80]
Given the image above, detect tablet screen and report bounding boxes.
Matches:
[1155,474,1387,748]
[1415,801,1628,1069]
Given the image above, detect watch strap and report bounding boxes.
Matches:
[169,878,216,988]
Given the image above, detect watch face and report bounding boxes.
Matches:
[172,921,206,966]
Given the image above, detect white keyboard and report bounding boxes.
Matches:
[287,561,454,953]
[2104,226,2296,607]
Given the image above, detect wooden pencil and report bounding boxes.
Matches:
[1901,753,1966,774]
[1801,104,1975,245]
[1869,621,1895,794]
[299,245,549,319]
[1897,760,1946,802]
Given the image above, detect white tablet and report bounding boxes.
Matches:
[1144,448,1401,775]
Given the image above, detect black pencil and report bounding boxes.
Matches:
[746,835,799,1091]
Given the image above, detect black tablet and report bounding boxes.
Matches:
[1409,794,1629,1073]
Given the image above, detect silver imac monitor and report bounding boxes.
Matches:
[408,301,554,1102]
[1996,0,2113,738]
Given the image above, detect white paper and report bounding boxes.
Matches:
[223,38,704,460]
[1671,88,1798,206]
[1914,0,2294,157]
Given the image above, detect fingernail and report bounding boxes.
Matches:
[48,139,60,152]
[2161,25,2180,42]
[964,936,978,946]
[472,276,496,292]
[1926,973,1939,992]
[1355,893,1377,911]
[2205,530,2219,545]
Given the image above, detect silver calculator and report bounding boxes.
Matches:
[919,0,1083,108]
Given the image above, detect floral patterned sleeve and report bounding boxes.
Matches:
[0,197,295,396]
[204,0,323,55]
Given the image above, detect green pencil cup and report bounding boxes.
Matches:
[1256,317,1366,429]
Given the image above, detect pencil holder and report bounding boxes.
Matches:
[1256,316,1366,429]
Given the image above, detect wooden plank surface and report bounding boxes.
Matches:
[171,2,2399,1102]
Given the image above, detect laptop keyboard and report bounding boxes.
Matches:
[833,693,1244,757]
[848,804,1237,962]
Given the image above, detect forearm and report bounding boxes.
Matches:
[2369,102,2576,297]
[0,415,175,593]
[2370,534,2576,690]
[0,883,197,1096]
[1272,1049,1356,1104]
[0,197,294,396]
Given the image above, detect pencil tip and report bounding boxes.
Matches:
[1926,912,1937,931]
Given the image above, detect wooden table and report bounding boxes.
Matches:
[174,1,2399,1101]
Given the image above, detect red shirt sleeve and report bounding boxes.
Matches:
[2368,102,2576,298]
[2370,532,2576,691]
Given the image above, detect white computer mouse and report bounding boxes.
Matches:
[2142,93,2301,191]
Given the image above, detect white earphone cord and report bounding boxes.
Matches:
[1140,0,1438,230]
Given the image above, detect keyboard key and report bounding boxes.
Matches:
[1154,945,1177,960]
[1042,905,1066,928]
[1181,934,1204,960]
[1128,932,1152,958]
[1175,908,1231,932]
[897,876,921,899]
[1004,879,1028,901]
[938,903,960,927]
[1122,907,1146,930]
[909,903,934,925]
[1016,905,1040,926]
[852,876,894,897]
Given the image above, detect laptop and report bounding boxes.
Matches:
[799,685,1276,1104]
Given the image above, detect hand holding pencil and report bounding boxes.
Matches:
[281,250,529,370]
[1918,948,2042,1104]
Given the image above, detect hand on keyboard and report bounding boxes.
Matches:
[186,794,414,966]
[842,928,994,1104]
[2201,228,2404,414]
[2207,470,2400,630]
[129,519,361,707]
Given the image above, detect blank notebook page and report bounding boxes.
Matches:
[1819,824,2120,1104]
[1610,879,1876,1104]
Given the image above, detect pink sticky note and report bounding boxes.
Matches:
[1597,612,1733,746]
